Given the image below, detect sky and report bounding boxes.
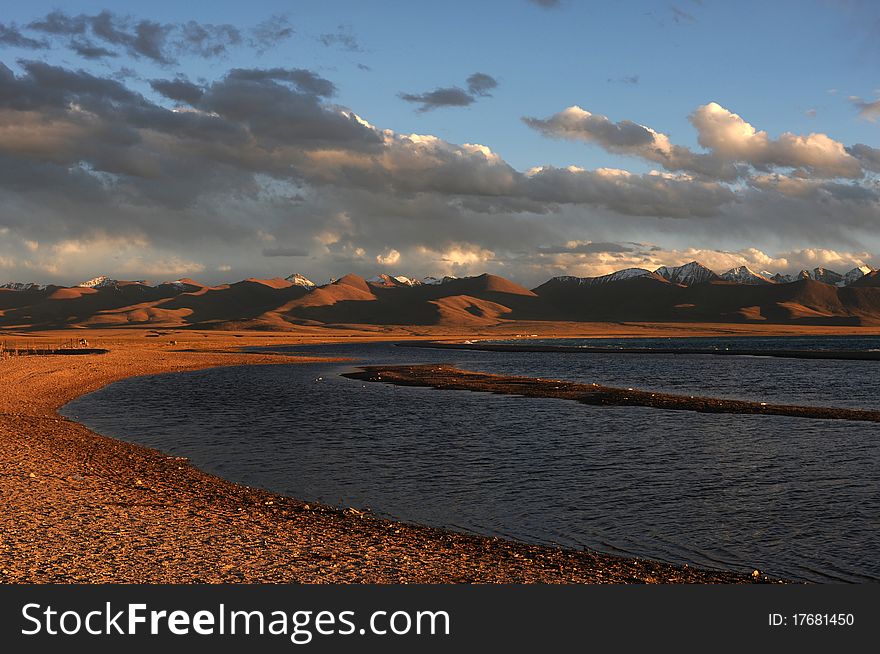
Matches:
[0,0,878,287]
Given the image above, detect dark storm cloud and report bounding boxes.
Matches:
[149,77,204,105]
[466,72,497,96]
[262,247,309,257]
[400,72,499,112]
[0,23,48,50]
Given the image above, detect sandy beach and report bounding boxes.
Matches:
[0,325,812,583]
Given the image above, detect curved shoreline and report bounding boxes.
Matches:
[0,333,780,583]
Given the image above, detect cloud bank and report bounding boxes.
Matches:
[0,49,876,286]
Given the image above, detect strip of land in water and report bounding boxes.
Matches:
[400,340,880,361]
[0,328,780,583]
[344,364,880,423]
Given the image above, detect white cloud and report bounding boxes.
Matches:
[690,102,861,178]
[376,248,400,265]
[525,101,864,179]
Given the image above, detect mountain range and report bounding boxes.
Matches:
[2,261,880,329]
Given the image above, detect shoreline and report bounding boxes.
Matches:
[1,329,785,583]
[400,340,880,361]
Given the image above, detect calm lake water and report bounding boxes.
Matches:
[61,339,880,583]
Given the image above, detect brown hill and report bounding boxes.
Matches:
[532,277,880,325]
[2,273,880,330]
[1,282,188,329]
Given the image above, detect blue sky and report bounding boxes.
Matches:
[0,1,878,285]
[5,0,875,169]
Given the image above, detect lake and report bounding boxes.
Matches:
[61,339,880,582]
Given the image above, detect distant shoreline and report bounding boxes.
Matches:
[400,339,880,361]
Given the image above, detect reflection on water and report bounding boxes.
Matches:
[61,341,880,582]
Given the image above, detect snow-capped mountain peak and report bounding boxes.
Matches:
[653,261,718,286]
[808,267,843,286]
[771,273,793,284]
[552,268,653,286]
[285,273,316,288]
[77,275,118,289]
[367,273,422,287]
[842,266,874,287]
[421,275,458,285]
[0,282,46,291]
[720,266,773,285]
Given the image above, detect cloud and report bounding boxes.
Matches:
[249,15,294,53]
[846,144,880,172]
[523,105,737,179]
[224,67,336,97]
[528,0,562,8]
[607,74,639,85]
[376,248,401,265]
[400,72,498,112]
[689,102,862,178]
[262,247,309,257]
[511,243,874,280]
[25,10,293,63]
[525,102,865,180]
[670,6,697,23]
[177,21,242,58]
[68,39,117,59]
[149,77,204,104]
[536,241,635,254]
[399,87,475,112]
[0,22,48,49]
[523,166,735,217]
[319,26,361,52]
[850,95,880,121]
[466,72,498,96]
[0,55,876,287]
